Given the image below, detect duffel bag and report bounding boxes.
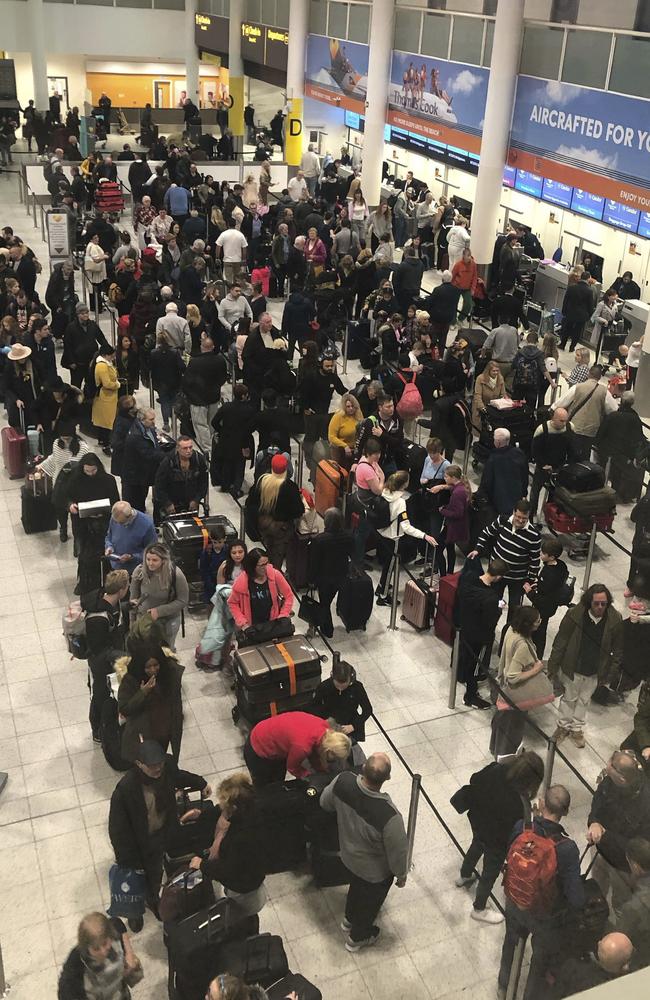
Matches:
[554,485,617,518]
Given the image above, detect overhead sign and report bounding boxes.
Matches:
[265,26,289,72]
[509,75,650,211]
[241,20,264,61]
[194,12,229,55]
[47,210,71,260]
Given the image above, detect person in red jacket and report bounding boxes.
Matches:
[451,247,478,326]
[227,548,294,629]
[243,712,351,785]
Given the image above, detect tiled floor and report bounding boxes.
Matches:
[0,164,644,999]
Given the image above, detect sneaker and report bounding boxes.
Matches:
[470,906,504,925]
[376,596,400,607]
[463,694,491,710]
[455,874,477,888]
[551,726,569,744]
[340,917,352,932]
[569,730,586,748]
[344,928,380,952]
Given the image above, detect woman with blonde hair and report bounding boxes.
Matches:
[130,542,189,648]
[244,711,352,785]
[189,772,266,918]
[328,392,362,466]
[248,453,304,568]
[472,359,507,430]
[185,302,205,355]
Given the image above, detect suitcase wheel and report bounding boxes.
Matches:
[231,705,240,725]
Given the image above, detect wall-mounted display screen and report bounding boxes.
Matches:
[503,165,516,188]
[515,170,543,199]
[344,110,360,131]
[602,199,640,234]
[542,178,572,209]
[571,188,605,221]
[638,212,650,239]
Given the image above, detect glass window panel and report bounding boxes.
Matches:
[519,24,563,78]
[154,0,184,8]
[348,3,370,43]
[450,15,483,65]
[276,0,289,28]
[394,10,421,53]
[246,0,261,20]
[609,34,650,99]
[328,2,348,39]
[77,0,114,5]
[309,0,327,35]
[223,0,230,14]
[421,12,451,58]
[261,0,275,25]
[561,29,611,88]
[116,0,152,7]
[483,18,494,65]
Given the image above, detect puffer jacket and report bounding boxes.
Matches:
[115,648,184,762]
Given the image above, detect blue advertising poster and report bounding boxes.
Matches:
[510,75,650,207]
[602,199,640,233]
[304,35,369,113]
[542,178,573,209]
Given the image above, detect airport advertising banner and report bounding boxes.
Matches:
[509,75,650,212]
[304,35,369,114]
[387,51,489,153]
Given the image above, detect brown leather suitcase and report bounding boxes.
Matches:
[2,424,26,479]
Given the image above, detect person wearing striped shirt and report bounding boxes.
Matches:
[469,499,541,620]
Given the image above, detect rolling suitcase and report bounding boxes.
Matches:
[232,636,322,725]
[255,779,309,873]
[336,563,373,632]
[401,551,437,632]
[346,319,371,362]
[266,973,322,1000]
[556,462,605,494]
[162,513,236,578]
[217,933,289,987]
[434,570,461,645]
[20,487,58,535]
[166,898,236,978]
[285,531,312,590]
[554,486,617,518]
[304,774,352,887]
[314,460,347,516]
[403,440,427,493]
[2,420,27,480]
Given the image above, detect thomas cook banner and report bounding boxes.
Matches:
[509,75,650,211]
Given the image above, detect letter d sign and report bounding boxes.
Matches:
[290,119,302,137]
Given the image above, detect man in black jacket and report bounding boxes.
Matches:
[456,559,506,708]
[182,337,228,454]
[251,389,293,455]
[530,407,576,520]
[420,270,461,351]
[491,285,529,331]
[62,303,109,388]
[45,259,77,339]
[154,436,209,514]
[86,569,129,742]
[298,354,348,443]
[211,384,255,497]
[281,289,316,358]
[121,409,166,513]
[128,154,153,203]
[560,273,595,350]
[108,740,211,929]
[392,247,425,315]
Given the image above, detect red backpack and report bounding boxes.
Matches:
[503,820,563,914]
[396,372,423,420]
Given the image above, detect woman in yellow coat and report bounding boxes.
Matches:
[92,345,119,454]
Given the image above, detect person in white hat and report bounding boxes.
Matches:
[5,343,40,429]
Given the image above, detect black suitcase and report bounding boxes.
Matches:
[166,898,236,976]
[161,513,236,578]
[255,779,309,873]
[266,972,322,1000]
[346,319,370,361]
[21,487,58,534]
[336,564,373,632]
[613,458,644,503]
[403,440,427,493]
[487,402,535,455]
[233,636,322,707]
[304,775,352,887]
[217,933,289,987]
[556,462,605,494]
[234,686,316,726]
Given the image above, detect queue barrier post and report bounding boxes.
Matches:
[405,772,422,873]
[149,383,155,409]
[388,539,401,631]
[462,434,472,476]
[32,192,37,228]
[171,411,178,439]
[543,737,557,797]
[0,936,8,998]
[582,520,598,592]
[239,503,246,540]
[448,630,461,709]
[296,439,304,489]
[505,935,526,1000]
[342,321,350,375]
[40,203,45,242]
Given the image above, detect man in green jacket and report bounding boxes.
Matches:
[548,583,623,748]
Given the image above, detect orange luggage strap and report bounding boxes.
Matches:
[193,516,210,550]
[275,642,297,696]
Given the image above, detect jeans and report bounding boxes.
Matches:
[434,541,456,577]
[157,389,177,430]
[458,639,491,700]
[305,175,318,197]
[457,288,473,322]
[190,401,220,454]
[529,466,553,521]
[460,836,505,910]
[572,433,595,462]
[345,874,394,942]
[497,902,555,1000]
[559,319,584,351]
[258,514,293,569]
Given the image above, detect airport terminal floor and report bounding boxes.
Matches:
[0,156,647,1000]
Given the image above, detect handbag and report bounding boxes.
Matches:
[107,865,146,918]
[237,618,295,647]
[496,669,555,712]
[298,589,323,628]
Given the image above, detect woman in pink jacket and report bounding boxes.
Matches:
[451,247,478,325]
[227,547,294,628]
[303,226,327,274]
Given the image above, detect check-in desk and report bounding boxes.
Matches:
[532,262,571,311]
[624,299,650,417]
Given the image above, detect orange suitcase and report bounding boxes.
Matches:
[314,460,347,517]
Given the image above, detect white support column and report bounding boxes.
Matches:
[229,0,245,142]
[360,0,395,207]
[470,0,525,271]
[285,0,308,167]
[28,0,49,114]
[185,0,200,108]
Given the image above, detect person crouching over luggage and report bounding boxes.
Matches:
[189,773,266,923]
[311,657,373,743]
[227,547,294,632]
[243,712,351,786]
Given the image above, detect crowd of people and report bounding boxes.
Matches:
[1,113,650,1000]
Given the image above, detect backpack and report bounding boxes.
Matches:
[365,493,392,530]
[61,600,110,659]
[396,372,423,420]
[108,282,124,305]
[84,353,100,401]
[503,817,563,914]
[513,353,538,387]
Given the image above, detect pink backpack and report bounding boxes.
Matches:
[396,372,423,420]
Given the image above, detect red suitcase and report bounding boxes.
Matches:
[314,460,347,517]
[2,424,27,479]
[434,571,461,646]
